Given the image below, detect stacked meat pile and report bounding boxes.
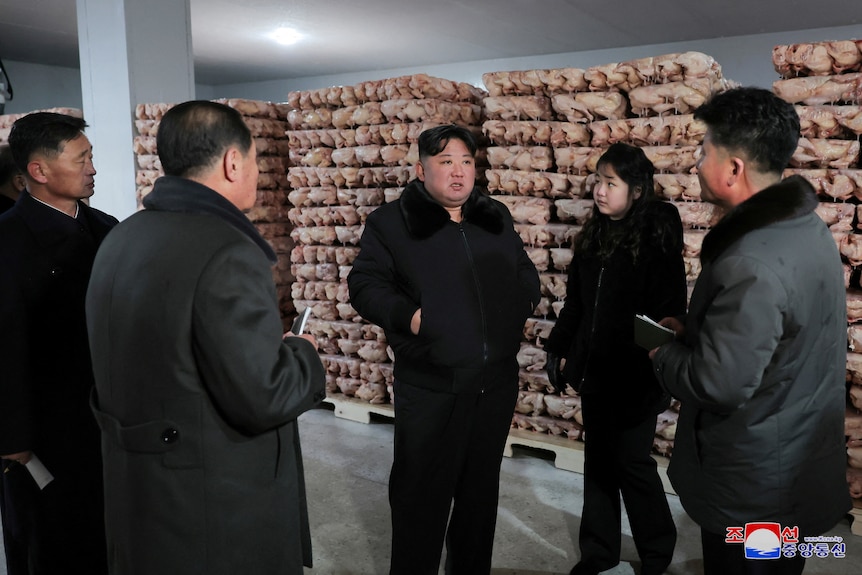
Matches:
[284,74,486,402]
[482,51,735,454]
[0,107,83,143]
[133,99,297,325]
[775,39,862,504]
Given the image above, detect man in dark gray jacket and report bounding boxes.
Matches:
[651,87,849,574]
[348,124,540,575]
[86,100,326,575]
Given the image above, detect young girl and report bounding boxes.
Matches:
[544,143,686,575]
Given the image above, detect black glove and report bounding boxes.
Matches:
[545,351,567,394]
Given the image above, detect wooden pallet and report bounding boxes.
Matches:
[852,499,862,536]
[504,428,676,495]
[322,393,394,424]
[321,394,862,534]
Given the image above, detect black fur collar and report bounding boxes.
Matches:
[700,175,819,264]
[399,179,505,239]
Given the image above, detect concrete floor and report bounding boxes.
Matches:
[2,404,860,574]
[298,405,862,575]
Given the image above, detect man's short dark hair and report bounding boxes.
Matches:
[0,144,20,186]
[694,87,800,175]
[157,100,252,178]
[418,124,477,161]
[8,112,88,174]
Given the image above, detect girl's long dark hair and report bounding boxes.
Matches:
[573,143,677,262]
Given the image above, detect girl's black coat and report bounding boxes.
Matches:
[545,201,687,408]
[348,180,541,394]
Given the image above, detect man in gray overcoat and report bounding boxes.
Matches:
[86,100,326,575]
[651,87,849,575]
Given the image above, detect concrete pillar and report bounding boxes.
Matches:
[76,0,195,220]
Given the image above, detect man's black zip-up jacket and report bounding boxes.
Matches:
[348,179,541,394]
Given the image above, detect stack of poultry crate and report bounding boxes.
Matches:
[132,99,296,326]
[772,39,862,506]
[284,74,487,403]
[0,107,83,144]
[480,51,735,455]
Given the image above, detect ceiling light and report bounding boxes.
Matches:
[271,27,303,46]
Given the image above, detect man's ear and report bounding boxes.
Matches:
[12,173,26,192]
[223,147,241,183]
[416,160,425,182]
[727,156,745,187]
[27,160,48,184]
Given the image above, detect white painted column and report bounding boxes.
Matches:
[76,0,195,221]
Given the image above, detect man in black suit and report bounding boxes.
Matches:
[0,112,117,574]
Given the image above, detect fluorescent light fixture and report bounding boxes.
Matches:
[271,27,303,45]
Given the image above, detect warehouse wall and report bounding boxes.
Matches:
[1,61,83,114]
[0,59,212,115]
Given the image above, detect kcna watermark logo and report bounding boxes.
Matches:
[725,523,846,560]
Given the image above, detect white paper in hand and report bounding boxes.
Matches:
[634,314,675,350]
[25,454,54,490]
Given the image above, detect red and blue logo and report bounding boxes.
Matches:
[743,522,783,559]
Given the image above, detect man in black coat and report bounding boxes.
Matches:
[349,124,541,575]
[0,112,117,574]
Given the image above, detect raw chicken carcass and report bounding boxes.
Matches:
[515,390,547,415]
[796,105,862,139]
[336,187,386,207]
[846,405,862,447]
[773,73,862,105]
[482,67,588,97]
[682,230,706,258]
[485,169,579,198]
[848,466,862,499]
[553,147,604,174]
[486,146,554,171]
[483,96,554,121]
[654,174,701,201]
[551,92,628,123]
[287,186,338,207]
[550,247,573,272]
[379,99,482,125]
[642,146,700,174]
[583,51,722,92]
[538,273,568,299]
[517,343,547,372]
[483,120,590,147]
[355,381,388,404]
[523,318,556,342]
[773,40,862,78]
[493,196,553,225]
[544,394,582,420]
[554,198,595,225]
[675,201,723,229]
[813,202,855,232]
[590,115,705,148]
[790,138,860,170]
[628,78,724,117]
[514,223,580,248]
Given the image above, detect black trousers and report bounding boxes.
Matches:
[1,458,107,575]
[388,379,519,575]
[701,529,806,575]
[1,460,30,575]
[576,394,676,575]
